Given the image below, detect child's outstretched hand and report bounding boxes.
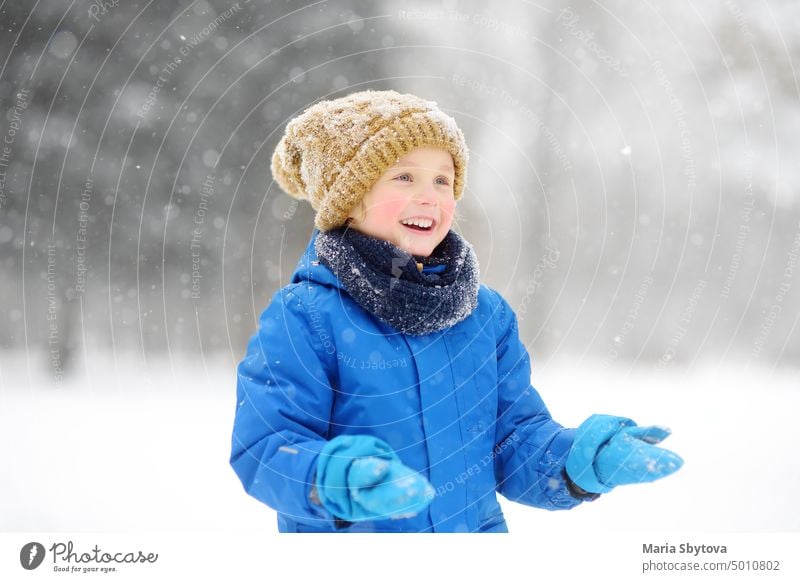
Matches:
[565,414,684,495]
[315,435,435,522]
[348,456,434,519]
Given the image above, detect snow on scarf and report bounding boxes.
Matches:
[314,227,480,335]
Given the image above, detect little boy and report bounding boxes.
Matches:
[230,90,682,532]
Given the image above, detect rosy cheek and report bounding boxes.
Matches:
[440,198,456,223]
[369,196,407,222]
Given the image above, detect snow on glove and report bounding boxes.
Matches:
[565,414,684,494]
[314,434,435,522]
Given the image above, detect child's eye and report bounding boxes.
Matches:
[436,176,451,186]
[394,174,412,182]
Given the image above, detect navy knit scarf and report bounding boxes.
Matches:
[314,227,480,335]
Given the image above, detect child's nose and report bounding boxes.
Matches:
[413,185,438,205]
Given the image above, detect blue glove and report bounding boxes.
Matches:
[565,414,684,494]
[314,435,435,522]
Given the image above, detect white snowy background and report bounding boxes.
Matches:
[1,0,799,580]
[2,351,799,534]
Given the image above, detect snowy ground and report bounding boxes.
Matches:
[2,350,797,535]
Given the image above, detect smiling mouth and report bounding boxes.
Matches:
[400,222,433,232]
[399,217,436,232]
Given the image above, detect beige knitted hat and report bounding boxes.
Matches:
[271,89,468,231]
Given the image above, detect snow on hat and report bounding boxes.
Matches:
[270,89,468,231]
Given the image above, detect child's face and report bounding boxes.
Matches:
[346,147,456,258]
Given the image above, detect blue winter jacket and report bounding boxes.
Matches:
[230,232,585,532]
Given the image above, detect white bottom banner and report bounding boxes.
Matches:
[2,530,798,582]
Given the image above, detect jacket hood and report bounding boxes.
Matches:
[290,229,343,290]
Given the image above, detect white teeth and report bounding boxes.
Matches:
[400,218,434,228]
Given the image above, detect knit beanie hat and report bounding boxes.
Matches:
[270,89,468,231]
